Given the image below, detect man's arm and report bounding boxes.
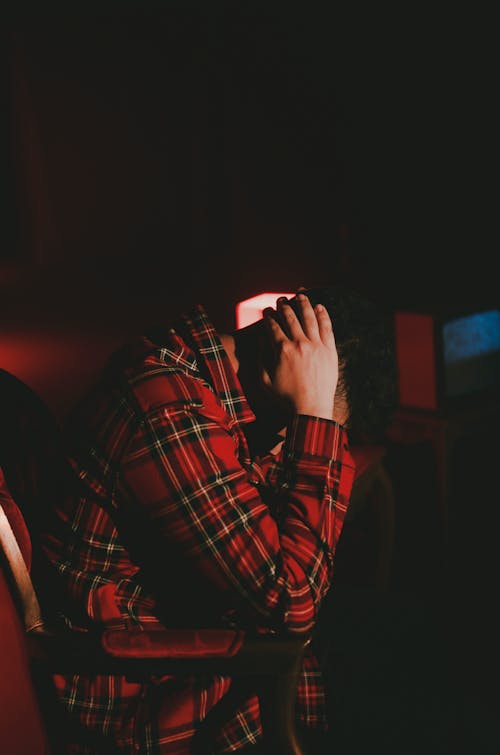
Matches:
[118,298,354,633]
[118,399,354,634]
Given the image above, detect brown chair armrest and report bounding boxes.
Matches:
[28,628,310,755]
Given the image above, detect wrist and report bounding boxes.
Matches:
[294,406,334,421]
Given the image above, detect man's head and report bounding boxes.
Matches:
[233,285,398,445]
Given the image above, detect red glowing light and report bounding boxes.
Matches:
[235,293,294,329]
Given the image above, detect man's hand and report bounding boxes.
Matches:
[263,293,339,421]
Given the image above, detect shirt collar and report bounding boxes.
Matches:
[175,304,256,427]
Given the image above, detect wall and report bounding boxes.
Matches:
[1,4,496,417]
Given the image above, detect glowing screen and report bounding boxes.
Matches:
[443,309,500,397]
[235,292,294,329]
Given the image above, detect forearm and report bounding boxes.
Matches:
[119,408,355,633]
[256,414,354,630]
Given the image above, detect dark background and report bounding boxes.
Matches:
[1,2,497,333]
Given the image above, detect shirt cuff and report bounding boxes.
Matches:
[284,414,349,460]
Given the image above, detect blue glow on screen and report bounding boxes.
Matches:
[443,309,500,397]
[443,310,500,363]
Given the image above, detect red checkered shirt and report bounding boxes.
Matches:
[41,305,355,753]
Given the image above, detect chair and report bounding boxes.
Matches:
[0,465,309,755]
[0,561,51,755]
[0,451,395,755]
[0,369,310,754]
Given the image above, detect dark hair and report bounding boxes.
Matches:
[296,286,398,444]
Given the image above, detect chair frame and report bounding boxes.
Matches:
[1,492,309,755]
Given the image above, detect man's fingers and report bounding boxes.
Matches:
[315,303,336,348]
[276,297,305,340]
[294,292,320,340]
[265,295,335,351]
[263,307,288,347]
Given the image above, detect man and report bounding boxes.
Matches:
[40,286,398,753]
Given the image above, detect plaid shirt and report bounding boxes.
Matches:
[41,305,355,753]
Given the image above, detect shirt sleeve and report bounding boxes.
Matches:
[118,391,355,634]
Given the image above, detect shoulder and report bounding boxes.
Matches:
[66,333,217,434]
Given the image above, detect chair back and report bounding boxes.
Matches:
[0,372,64,753]
[0,368,69,538]
[0,475,52,754]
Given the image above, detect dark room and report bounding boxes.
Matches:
[1,3,498,754]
